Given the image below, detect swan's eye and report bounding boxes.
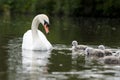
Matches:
[44,20,50,27]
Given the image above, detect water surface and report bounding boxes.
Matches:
[0,15,120,80]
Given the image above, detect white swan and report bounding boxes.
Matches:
[22,14,52,50]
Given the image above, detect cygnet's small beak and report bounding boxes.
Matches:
[44,24,49,34]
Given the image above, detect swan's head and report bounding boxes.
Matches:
[72,40,78,47]
[38,14,50,34]
[98,45,105,50]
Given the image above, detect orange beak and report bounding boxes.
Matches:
[44,24,49,34]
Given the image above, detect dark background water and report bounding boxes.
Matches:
[0,15,120,80]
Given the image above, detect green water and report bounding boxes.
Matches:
[0,15,120,80]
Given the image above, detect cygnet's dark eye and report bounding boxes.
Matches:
[44,20,50,27]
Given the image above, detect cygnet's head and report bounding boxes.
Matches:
[85,47,93,55]
[114,51,120,57]
[98,45,105,50]
[72,40,78,47]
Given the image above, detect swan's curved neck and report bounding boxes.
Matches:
[31,16,41,39]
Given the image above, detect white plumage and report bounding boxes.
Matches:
[22,14,52,50]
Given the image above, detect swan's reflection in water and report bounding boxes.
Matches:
[22,50,51,80]
[8,48,52,80]
[22,50,51,73]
